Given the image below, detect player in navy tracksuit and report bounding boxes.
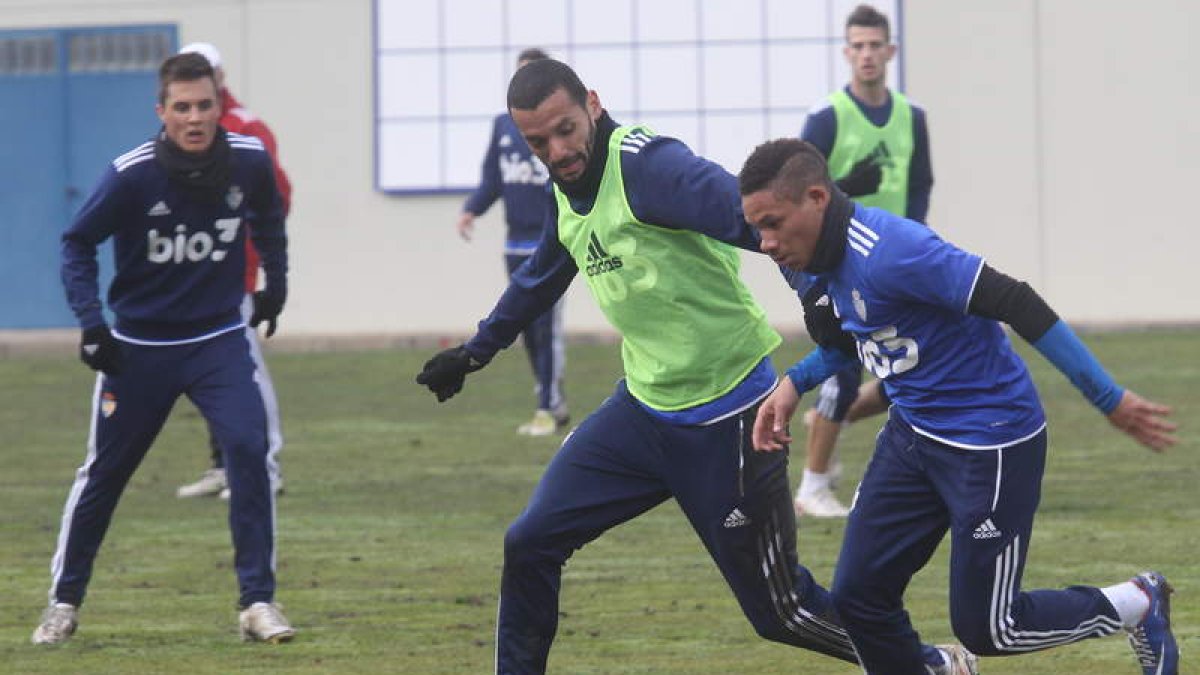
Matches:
[740,138,1178,674]
[457,48,567,436]
[32,53,294,645]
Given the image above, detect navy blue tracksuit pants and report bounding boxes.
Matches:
[46,329,277,609]
[506,253,565,412]
[496,381,858,674]
[831,412,1122,673]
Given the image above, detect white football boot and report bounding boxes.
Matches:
[793,486,851,518]
[177,468,227,498]
[32,603,78,645]
[239,602,295,643]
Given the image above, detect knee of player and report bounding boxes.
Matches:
[949,615,1004,656]
[502,520,529,554]
[502,517,564,565]
[749,617,794,644]
[828,580,874,624]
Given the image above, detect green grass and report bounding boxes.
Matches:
[0,329,1196,673]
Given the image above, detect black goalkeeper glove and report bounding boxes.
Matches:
[835,155,882,198]
[801,284,858,358]
[416,345,488,402]
[79,325,123,375]
[250,289,285,338]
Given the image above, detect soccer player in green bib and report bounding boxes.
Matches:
[793,4,936,519]
[417,59,976,675]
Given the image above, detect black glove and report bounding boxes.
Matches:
[801,284,858,358]
[835,155,882,198]
[249,289,285,338]
[79,325,123,375]
[415,345,487,402]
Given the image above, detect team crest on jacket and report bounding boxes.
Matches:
[852,288,868,321]
[101,392,117,418]
[226,185,244,210]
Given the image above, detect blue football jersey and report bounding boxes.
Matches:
[824,203,1045,448]
[62,132,287,343]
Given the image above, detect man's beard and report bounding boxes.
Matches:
[552,115,596,188]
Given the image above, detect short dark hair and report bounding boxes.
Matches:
[846,4,891,42]
[738,139,833,201]
[507,58,587,112]
[158,52,215,104]
[516,47,549,64]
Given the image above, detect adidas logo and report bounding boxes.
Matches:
[972,518,1002,540]
[584,232,623,277]
[147,201,171,216]
[723,508,750,529]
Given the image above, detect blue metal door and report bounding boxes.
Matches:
[0,25,175,329]
[0,31,71,327]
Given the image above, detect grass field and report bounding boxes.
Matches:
[0,329,1195,674]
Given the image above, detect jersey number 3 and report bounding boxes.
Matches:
[857,326,919,378]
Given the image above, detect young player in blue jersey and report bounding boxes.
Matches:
[456,48,569,437]
[32,53,295,646]
[794,4,936,519]
[739,138,1178,675]
[418,59,977,675]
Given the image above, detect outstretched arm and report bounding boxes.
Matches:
[968,263,1177,451]
[417,202,577,403]
[463,203,576,362]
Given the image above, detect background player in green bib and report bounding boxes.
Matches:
[794,3,936,518]
[417,59,976,675]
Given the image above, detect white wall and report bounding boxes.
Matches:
[3,0,1197,338]
[904,0,1200,323]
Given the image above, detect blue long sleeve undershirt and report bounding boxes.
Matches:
[786,345,857,395]
[1031,320,1124,414]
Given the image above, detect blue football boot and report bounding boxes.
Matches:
[1126,571,1178,675]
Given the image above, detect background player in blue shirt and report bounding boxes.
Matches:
[32,53,295,646]
[795,3,935,519]
[456,47,569,437]
[739,138,1178,675]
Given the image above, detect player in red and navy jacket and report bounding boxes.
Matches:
[220,82,292,289]
[175,42,291,500]
[33,53,294,645]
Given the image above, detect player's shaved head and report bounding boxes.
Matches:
[738,138,833,202]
